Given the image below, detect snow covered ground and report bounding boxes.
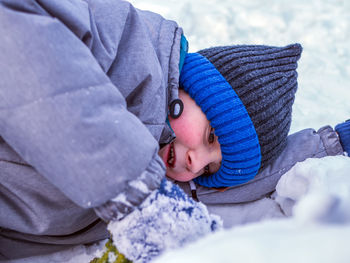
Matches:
[129,0,350,132]
[155,156,350,263]
[7,0,350,262]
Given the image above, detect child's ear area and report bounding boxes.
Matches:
[169,99,184,119]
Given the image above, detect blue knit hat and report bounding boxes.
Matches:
[179,44,302,188]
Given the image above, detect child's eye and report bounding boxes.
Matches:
[208,127,215,144]
[203,164,210,175]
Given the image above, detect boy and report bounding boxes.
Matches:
[0,0,349,261]
[159,44,349,227]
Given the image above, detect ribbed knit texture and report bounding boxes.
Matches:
[199,43,302,171]
[180,53,261,187]
[180,44,302,188]
[335,120,350,154]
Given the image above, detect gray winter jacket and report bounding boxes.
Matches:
[0,0,182,259]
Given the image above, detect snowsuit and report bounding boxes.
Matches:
[0,0,181,259]
[0,0,345,260]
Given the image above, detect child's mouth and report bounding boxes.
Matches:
[167,142,176,168]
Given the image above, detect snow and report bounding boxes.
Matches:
[108,180,222,263]
[276,156,350,224]
[155,156,350,263]
[8,0,350,262]
[129,0,350,133]
[154,221,350,263]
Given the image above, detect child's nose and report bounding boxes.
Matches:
[186,146,221,174]
[185,151,196,170]
[185,151,200,173]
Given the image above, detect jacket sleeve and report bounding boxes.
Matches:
[0,0,165,208]
[176,126,344,205]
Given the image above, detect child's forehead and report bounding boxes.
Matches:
[179,90,210,121]
[179,90,204,112]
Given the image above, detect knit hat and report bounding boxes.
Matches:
[179,43,302,188]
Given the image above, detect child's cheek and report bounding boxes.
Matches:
[170,117,201,147]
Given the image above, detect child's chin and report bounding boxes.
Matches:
[166,172,194,182]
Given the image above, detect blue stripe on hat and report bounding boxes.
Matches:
[180,53,261,188]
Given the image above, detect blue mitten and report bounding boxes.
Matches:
[107,179,222,263]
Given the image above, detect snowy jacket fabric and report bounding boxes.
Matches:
[193,126,344,228]
[0,0,182,259]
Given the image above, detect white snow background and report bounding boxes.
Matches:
[7,0,350,262]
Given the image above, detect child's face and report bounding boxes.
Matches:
[159,90,222,182]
